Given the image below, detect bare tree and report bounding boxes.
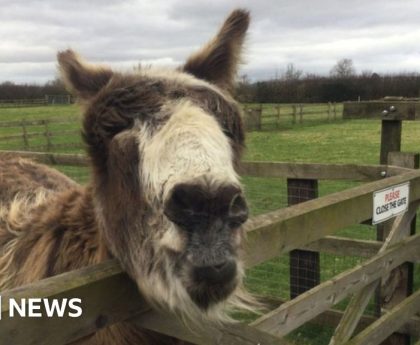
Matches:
[236,74,254,102]
[284,63,302,81]
[330,58,356,78]
[238,73,250,84]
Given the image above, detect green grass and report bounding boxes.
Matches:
[0,104,80,120]
[1,104,419,344]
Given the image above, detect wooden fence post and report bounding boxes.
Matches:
[377,106,415,345]
[299,104,303,124]
[21,120,29,151]
[380,121,402,165]
[292,105,297,124]
[380,152,418,345]
[43,120,53,152]
[287,179,320,298]
[244,107,262,132]
[276,105,281,129]
[328,102,332,121]
[256,106,262,131]
[377,111,402,317]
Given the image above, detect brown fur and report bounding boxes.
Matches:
[183,9,250,92]
[0,9,251,345]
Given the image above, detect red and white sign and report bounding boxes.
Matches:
[372,182,410,225]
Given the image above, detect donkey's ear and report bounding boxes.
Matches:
[57,49,113,99]
[183,9,249,92]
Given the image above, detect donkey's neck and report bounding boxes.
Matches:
[10,186,182,345]
[13,185,109,286]
[45,185,111,273]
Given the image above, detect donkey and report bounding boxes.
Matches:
[0,9,254,345]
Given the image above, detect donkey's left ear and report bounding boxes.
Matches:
[57,49,113,99]
[183,9,249,92]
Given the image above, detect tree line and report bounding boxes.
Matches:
[0,79,66,100]
[1,59,420,103]
[236,59,420,103]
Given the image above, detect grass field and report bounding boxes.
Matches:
[0,104,419,344]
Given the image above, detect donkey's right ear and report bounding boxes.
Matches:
[57,50,113,99]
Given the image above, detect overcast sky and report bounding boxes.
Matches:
[2,0,420,84]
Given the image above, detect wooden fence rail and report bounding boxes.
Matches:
[344,289,420,345]
[0,129,80,142]
[0,98,47,108]
[0,151,412,180]
[265,298,420,339]
[0,95,72,107]
[240,161,412,181]
[0,117,78,128]
[243,103,341,130]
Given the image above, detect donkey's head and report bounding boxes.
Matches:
[58,9,252,320]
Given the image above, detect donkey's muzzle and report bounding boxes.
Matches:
[188,259,239,309]
[165,181,247,309]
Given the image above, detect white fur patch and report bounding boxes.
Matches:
[133,92,258,324]
[140,101,240,203]
[158,224,184,252]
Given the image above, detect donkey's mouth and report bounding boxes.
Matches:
[187,279,238,310]
[186,261,238,310]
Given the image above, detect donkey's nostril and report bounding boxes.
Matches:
[194,261,236,285]
[164,183,200,226]
[228,193,248,226]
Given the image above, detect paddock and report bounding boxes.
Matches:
[0,105,419,345]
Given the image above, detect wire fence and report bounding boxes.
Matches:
[0,98,48,108]
[243,176,379,309]
[0,95,73,108]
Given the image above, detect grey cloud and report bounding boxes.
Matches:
[1,0,420,83]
